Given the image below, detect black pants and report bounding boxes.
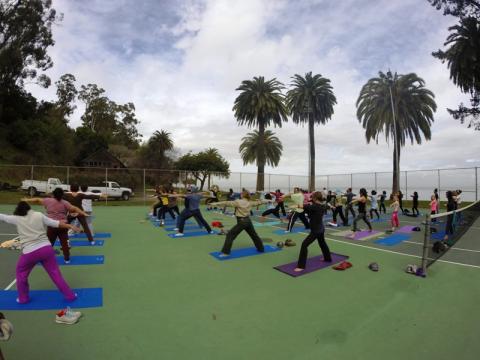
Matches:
[153,202,162,217]
[178,209,211,233]
[333,206,347,226]
[379,203,386,214]
[262,207,280,218]
[412,205,419,216]
[277,201,286,216]
[370,208,380,219]
[287,211,310,231]
[169,205,180,216]
[157,205,176,220]
[297,231,331,269]
[344,205,356,225]
[352,211,372,231]
[221,217,264,255]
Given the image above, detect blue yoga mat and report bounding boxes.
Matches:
[164,225,203,232]
[55,240,104,247]
[69,232,111,239]
[371,218,386,223]
[167,230,218,238]
[210,244,281,261]
[56,255,104,266]
[0,288,103,310]
[431,231,446,240]
[374,233,410,246]
[273,227,307,235]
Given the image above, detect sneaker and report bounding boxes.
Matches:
[90,241,96,246]
[64,259,71,264]
[55,307,82,325]
[218,253,230,258]
[208,231,215,234]
[284,230,290,234]
[173,227,179,231]
[332,261,353,271]
[174,233,184,237]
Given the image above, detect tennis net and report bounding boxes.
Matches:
[420,199,480,274]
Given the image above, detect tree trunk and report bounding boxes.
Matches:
[308,116,315,192]
[256,123,266,191]
[392,139,401,195]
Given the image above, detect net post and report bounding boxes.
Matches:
[421,213,430,276]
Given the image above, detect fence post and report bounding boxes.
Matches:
[476,167,478,201]
[374,172,377,190]
[105,168,108,205]
[143,169,146,206]
[327,175,330,190]
[30,165,34,182]
[405,171,408,198]
[288,175,291,192]
[66,166,70,185]
[239,172,242,191]
[268,174,271,192]
[350,173,353,189]
[437,169,441,196]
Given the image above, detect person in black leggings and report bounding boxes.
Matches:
[343,188,356,224]
[398,190,404,214]
[294,191,333,272]
[379,191,387,214]
[350,188,372,232]
[411,191,419,216]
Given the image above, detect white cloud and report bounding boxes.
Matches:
[25,0,479,180]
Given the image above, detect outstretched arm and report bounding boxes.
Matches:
[22,197,44,205]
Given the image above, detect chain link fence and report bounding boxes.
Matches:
[0,164,478,204]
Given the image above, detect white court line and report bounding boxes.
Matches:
[234,211,480,270]
[2,236,19,290]
[4,279,16,291]
[0,233,18,236]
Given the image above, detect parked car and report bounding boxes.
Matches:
[21,178,70,196]
[87,181,133,200]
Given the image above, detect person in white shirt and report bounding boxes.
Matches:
[0,201,80,304]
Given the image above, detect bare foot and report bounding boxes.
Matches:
[294,268,304,272]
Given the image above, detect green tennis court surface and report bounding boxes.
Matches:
[1,205,479,360]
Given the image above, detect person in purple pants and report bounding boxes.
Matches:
[0,201,80,304]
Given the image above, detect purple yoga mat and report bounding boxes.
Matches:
[396,225,416,233]
[345,230,380,240]
[274,253,349,277]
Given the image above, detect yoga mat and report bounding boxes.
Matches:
[374,233,410,246]
[396,225,417,234]
[274,253,349,277]
[252,220,282,227]
[0,288,103,310]
[210,244,281,261]
[164,225,203,232]
[345,230,382,241]
[69,232,111,239]
[273,227,307,235]
[431,231,446,240]
[56,255,104,266]
[55,240,104,247]
[167,230,218,238]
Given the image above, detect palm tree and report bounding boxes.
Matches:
[356,71,437,194]
[233,76,288,191]
[145,130,174,167]
[286,72,336,191]
[239,130,283,175]
[433,16,480,129]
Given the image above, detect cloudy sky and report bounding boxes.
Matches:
[28,0,480,176]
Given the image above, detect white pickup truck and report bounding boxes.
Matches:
[21,178,70,196]
[87,181,133,201]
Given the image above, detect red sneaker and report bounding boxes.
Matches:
[332,261,353,271]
